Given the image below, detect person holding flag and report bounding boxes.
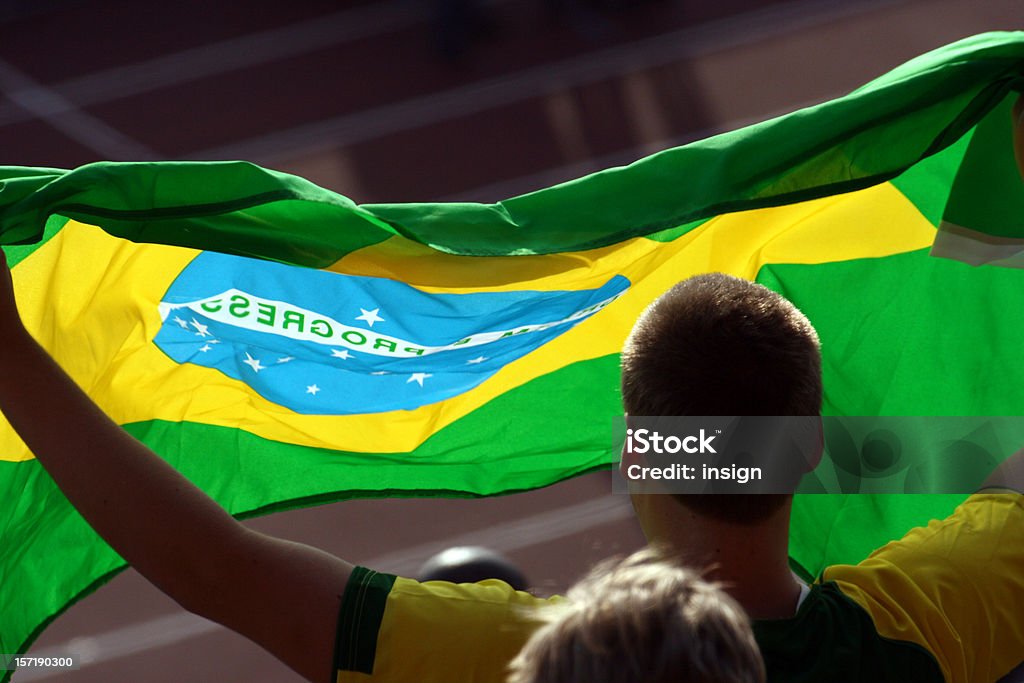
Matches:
[1,86,1024,683]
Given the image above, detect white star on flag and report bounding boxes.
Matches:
[173,316,189,329]
[190,318,210,337]
[199,344,212,353]
[355,308,385,327]
[306,384,321,395]
[467,356,488,364]
[331,349,352,360]
[407,372,432,387]
[242,352,265,373]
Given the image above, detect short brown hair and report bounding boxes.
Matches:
[507,548,765,683]
[621,273,822,522]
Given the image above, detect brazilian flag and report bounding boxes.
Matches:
[1,31,1023,674]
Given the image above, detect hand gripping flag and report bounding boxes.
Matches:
[1,31,1024,671]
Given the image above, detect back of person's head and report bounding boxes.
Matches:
[507,548,765,683]
[621,273,822,523]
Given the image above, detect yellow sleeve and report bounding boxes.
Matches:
[335,567,557,683]
[822,493,1024,683]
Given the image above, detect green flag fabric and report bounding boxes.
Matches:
[1,31,1024,676]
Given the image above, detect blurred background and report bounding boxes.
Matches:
[1,0,1019,680]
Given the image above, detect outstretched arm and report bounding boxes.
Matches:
[0,250,351,683]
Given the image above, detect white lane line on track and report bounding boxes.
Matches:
[0,0,504,128]
[186,0,904,162]
[0,58,158,160]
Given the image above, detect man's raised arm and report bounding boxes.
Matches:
[0,250,352,683]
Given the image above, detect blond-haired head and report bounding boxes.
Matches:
[507,548,765,683]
